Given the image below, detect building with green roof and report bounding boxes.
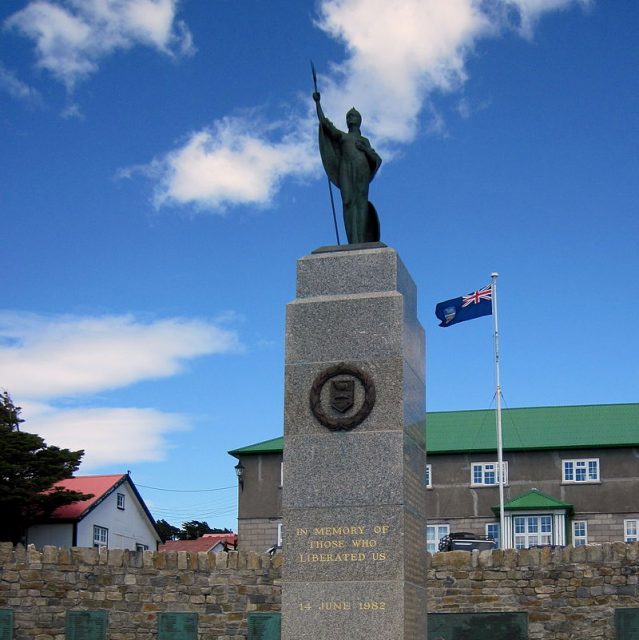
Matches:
[229,403,639,552]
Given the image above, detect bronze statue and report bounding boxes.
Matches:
[313,91,382,244]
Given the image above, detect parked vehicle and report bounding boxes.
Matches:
[438,532,496,552]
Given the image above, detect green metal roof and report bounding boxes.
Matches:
[228,436,284,457]
[229,403,639,456]
[492,489,573,514]
[426,403,639,453]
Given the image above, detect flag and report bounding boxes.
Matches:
[435,284,493,327]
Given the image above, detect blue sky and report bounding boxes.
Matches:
[1,0,637,531]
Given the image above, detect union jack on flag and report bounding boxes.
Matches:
[435,283,493,327]
[462,285,492,308]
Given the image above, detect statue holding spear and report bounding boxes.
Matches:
[311,63,382,245]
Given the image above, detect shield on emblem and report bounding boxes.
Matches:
[330,379,354,413]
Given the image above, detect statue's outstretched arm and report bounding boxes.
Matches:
[313,92,340,140]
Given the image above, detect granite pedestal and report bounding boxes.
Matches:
[281,245,427,640]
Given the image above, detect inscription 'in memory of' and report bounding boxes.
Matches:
[296,524,390,563]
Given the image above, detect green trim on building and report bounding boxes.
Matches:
[229,403,639,456]
[492,489,573,514]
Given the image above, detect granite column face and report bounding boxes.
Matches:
[282,246,427,640]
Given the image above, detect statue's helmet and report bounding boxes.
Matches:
[346,107,362,126]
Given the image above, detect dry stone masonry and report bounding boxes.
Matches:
[0,542,281,640]
[1,542,639,638]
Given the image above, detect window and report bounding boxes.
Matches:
[425,464,432,489]
[625,519,638,543]
[513,515,552,549]
[572,520,588,546]
[136,543,149,552]
[117,493,125,510]
[471,462,508,486]
[486,523,500,549]
[427,524,449,554]
[277,523,283,546]
[562,458,599,483]
[280,462,284,488]
[93,525,108,548]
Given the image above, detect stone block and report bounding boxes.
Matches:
[0,541,13,563]
[282,580,405,640]
[73,547,99,566]
[177,551,188,570]
[107,549,125,567]
[283,431,404,508]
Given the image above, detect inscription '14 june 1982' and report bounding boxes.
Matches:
[298,601,386,612]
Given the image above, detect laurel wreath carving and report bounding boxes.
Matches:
[309,363,376,431]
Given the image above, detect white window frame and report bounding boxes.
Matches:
[624,519,638,543]
[471,462,508,487]
[116,493,125,510]
[513,514,553,549]
[425,464,432,489]
[280,462,284,488]
[93,525,108,548]
[427,524,449,554]
[572,520,588,546]
[486,522,500,548]
[277,523,283,546]
[562,458,599,483]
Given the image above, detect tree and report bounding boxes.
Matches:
[156,519,181,542]
[178,520,214,540]
[0,391,91,544]
[177,521,233,540]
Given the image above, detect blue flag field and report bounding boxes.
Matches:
[435,284,493,328]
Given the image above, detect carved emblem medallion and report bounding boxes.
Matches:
[309,363,376,430]
[330,379,354,413]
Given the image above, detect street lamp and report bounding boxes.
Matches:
[234,461,245,491]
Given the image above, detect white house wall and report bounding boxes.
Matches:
[76,481,159,550]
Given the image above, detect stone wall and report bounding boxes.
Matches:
[0,542,281,640]
[428,542,639,639]
[2,542,639,639]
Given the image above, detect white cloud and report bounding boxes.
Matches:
[506,0,592,36]
[0,311,240,399]
[137,0,587,213]
[22,403,188,470]
[315,0,492,143]
[314,0,589,143]
[0,62,42,104]
[61,102,84,119]
[4,0,193,90]
[147,116,317,211]
[0,311,241,470]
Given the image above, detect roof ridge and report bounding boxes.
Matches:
[68,473,127,479]
[429,402,639,415]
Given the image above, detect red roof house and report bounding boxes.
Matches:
[159,533,237,553]
[26,474,160,551]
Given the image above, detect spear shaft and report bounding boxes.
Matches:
[311,61,340,245]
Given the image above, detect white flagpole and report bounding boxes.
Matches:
[491,272,505,549]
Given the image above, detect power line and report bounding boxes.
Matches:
[137,483,235,493]
[151,504,237,517]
